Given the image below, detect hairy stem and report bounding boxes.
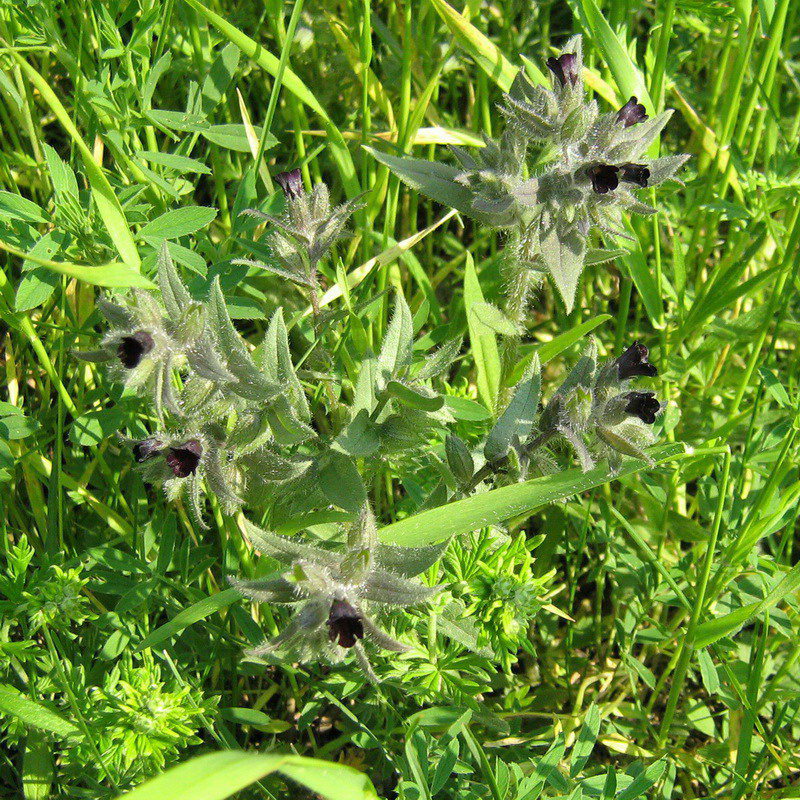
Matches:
[499,226,542,393]
[462,429,554,495]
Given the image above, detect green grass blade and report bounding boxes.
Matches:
[181,0,359,198]
[0,238,154,289]
[0,684,81,740]
[571,0,653,113]
[12,55,141,269]
[427,0,521,91]
[464,252,501,414]
[115,750,378,800]
[135,588,240,652]
[379,443,687,546]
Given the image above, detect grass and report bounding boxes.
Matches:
[0,0,799,798]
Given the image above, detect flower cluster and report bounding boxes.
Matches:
[441,339,664,495]
[371,36,689,314]
[76,244,320,525]
[230,505,442,681]
[77,82,676,684]
[539,339,664,472]
[236,168,365,317]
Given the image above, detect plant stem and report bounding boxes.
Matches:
[43,625,119,790]
[462,429,554,495]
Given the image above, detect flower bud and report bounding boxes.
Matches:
[546,53,578,88]
[615,341,657,380]
[275,169,304,201]
[446,434,475,485]
[132,438,164,463]
[616,96,648,127]
[620,163,650,188]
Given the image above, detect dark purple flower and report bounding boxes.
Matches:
[132,438,164,463]
[165,440,203,478]
[586,163,620,194]
[117,331,154,369]
[624,391,660,424]
[620,163,650,188]
[616,96,648,127]
[616,341,657,380]
[546,53,578,88]
[275,169,304,201]
[327,599,363,649]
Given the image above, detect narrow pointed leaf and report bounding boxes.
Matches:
[115,750,377,800]
[379,443,686,546]
[464,253,501,413]
[378,294,414,379]
[13,56,140,268]
[485,355,541,462]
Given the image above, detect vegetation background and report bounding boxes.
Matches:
[0,0,798,798]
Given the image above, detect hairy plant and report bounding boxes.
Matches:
[236,169,365,321]
[231,505,441,681]
[369,36,688,316]
[75,183,672,684]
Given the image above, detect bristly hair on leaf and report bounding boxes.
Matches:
[535,339,665,472]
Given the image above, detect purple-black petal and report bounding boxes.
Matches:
[616,341,658,380]
[165,440,203,478]
[327,599,363,649]
[624,391,660,424]
[546,53,578,88]
[616,96,648,127]
[117,331,154,369]
[275,169,304,200]
[586,163,620,194]
[620,163,650,188]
